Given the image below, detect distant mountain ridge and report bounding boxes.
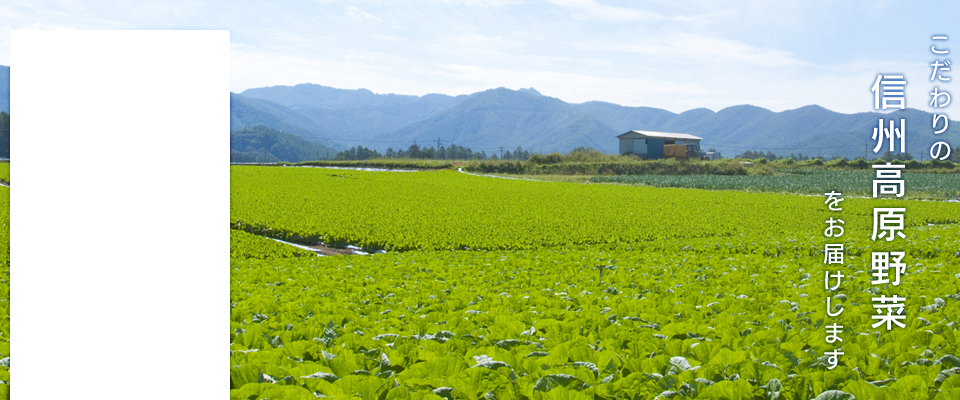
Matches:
[235,82,959,159]
[379,87,617,153]
[0,65,8,113]
[0,66,950,160]
[233,84,470,151]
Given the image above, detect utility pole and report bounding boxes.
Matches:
[865,143,868,160]
[499,146,504,159]
[437,137,442,159]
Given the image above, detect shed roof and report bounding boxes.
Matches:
[617,130,703,141]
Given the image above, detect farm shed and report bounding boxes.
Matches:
[617,130,703,160]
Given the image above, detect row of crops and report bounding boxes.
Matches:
[230,166,960,252]
[231,229,316,260]
[589,171,960,199]
[0,186,8,398]
[230,165,960,399]
[231,223,960,399]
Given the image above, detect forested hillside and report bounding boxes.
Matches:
[230,125,337,163]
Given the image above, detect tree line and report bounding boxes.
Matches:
[336,143,532,161]
[230,125,335,163]
[338,143,960,163]
[0,112,9,159]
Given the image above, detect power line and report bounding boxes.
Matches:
[312,136,506,151]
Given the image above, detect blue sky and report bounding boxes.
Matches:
[2,0,958,114]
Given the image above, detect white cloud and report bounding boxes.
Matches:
[22,22,77,30]
[316,0,518,5]
[433,0,520,6]
[112,0,202,21]
[0,4,27,19]
[2,0,952,115]
[345,6,382,22]
[672,34,805,67]
[545,0,666,21]
[230,44,452,96]
[428,32,527,57]
[572,33,805,68]
[436,63,712,108]
[367,34,409,43]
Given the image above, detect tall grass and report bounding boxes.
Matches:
[463,158,749,175]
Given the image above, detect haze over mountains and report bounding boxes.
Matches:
[0,64,954,161]
[233,83,959,160]
[0,65,8,113]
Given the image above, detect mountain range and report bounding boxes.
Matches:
[233,83,959,160]
[0,65,8,113]
[0,64,955,160]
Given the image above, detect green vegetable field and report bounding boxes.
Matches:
[0,186,8,399]
[231,166,960,399]
[232,229,316,260]
[230,167,958,252]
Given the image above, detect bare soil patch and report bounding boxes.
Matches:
[300,242,355,256]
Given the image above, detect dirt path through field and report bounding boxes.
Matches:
[456,167,543,181]
[266,236,373,256]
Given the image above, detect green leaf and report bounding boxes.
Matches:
[472,355,511,370]
[669,356,693,372]
[889,375,927,399]
[762,378,783,400]
[935,388,960,400]
[941,355,960,369]
[532,374,584,392]
[331,375,391,400]
[446,366,512,398]
[229,383,317,400]
[256,385,320,400]
[812,390,855,400]
[495,340,524,349]
[839,380,881,400]
[398,356,470,387]
[698,379,759,400]
[942,374,960,391]
[571,361,599,378]
[301,371,339,383]
[230,365,261,390]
